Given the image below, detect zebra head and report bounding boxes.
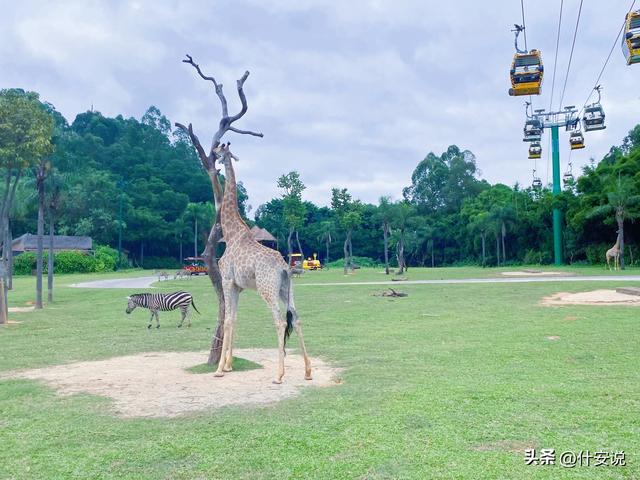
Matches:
[125,296,137,314]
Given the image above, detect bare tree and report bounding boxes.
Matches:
[176,55,263,364]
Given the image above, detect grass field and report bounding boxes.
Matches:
[1,267,639,479]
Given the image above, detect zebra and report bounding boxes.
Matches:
[125,291,200,329]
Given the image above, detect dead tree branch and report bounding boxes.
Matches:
[181,55,262,153]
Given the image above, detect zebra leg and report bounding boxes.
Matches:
[155,310,160,329]
[178,306,187,328]
[148,311,154,329]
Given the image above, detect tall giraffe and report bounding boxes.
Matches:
[214,144,312,383]
[605,233,621,271]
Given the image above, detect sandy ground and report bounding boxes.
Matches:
[3,349,341,418]
[8,306,35,313]
[501,270,571,277]
[541,289,640,306]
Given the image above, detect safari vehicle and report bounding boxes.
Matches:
[183,257,208,275]
[289,253,322,270]
[303,253,322,270]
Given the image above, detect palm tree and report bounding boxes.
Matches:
[317,220,334,266]
[588,176,640,269]
[376,197,393,274]
[391,201,415,274]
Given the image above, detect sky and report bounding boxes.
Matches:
[2,0,639,216]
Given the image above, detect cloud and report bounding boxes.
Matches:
[2,0,638,214]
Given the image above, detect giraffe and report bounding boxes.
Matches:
[214,144,312,384]
[605,233,621,271]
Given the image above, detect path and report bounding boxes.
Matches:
[70,274,640,290]
[297,275,640,287]
[70,276,157,289]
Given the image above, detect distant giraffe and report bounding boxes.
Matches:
[606,234,621,271]
[214,144,311,383]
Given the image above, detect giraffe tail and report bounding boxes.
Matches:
[281,270,294,348]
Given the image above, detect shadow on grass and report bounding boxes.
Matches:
[186,357,263,374]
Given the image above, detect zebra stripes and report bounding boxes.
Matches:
[126,291,199,329]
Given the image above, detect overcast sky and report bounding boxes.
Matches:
[2,0,638,215]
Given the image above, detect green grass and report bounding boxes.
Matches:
[1,268,639,479]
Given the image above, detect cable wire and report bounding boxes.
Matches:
[520,0,528,51]
[579,0,637,116]
[548,0,564,111]
[558,0,584,109]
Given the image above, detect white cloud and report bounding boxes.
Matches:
[2,0,638,214]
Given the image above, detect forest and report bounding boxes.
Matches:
[4,88,640,271]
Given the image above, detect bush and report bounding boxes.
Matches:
[325,256,380,269]
[54,251,97,273]
[13,252,38,275]
[585,244,608,265]
[141,256,181,270]
[94,245,118,272]
[523,249,552,265]
[12,244,121,275]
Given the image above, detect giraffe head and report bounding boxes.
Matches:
[214,142,239,166]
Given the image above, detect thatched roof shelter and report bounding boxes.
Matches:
[219,226,277,246]
[12,234,93,253]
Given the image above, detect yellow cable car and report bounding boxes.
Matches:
[508,25,543,96]
[569,131,585,150]
[528,141,542,159]
[509,50,544,96]
[622,10,640,65]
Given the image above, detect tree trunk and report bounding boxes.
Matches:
[194,216,198,258]
[141,242,144,267]
[36,180,45,310]
[348,231,354,270]
[430,240,435,268]
[495,233,500,267]
[0,277,6,326]
[383,222,390,275]
[617,214,625,270]
[501,221,506,265]
[481,232,486,267]
[325,236,330,266]
[47,214,54,303]
[343,231,350,275]
[4,220,12,290]
[287,226,293,266]
[397,231,405,274]
[295,230,304,260]
[179,238,183,264]
[204,222,225,365]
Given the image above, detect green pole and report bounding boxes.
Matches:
[551,125,563,265]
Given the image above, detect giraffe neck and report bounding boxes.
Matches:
[220,158,250,243]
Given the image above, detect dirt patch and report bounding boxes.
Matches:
[541,290,640,306]
[473,440,536,453]
[8,306,35,313]
[501,270,570,277]
[3,349,341,418]
[546,336,561,341]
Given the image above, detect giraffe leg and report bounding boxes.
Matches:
[279,280,311,380]
[266,299,286,384]
[293,316,312,381]
[215,282,238,377]
[223,287,240,372]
